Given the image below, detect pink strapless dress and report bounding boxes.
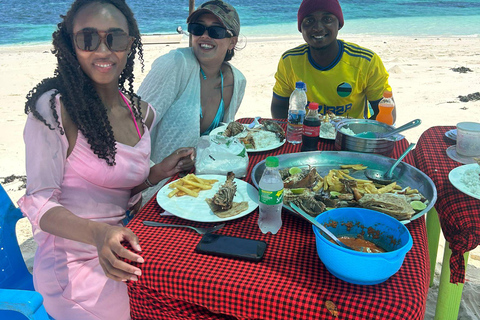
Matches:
[18,90,153,320]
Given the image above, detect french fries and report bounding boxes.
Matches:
[167,174,218,198]
[340,164,367,171]
[320,165,419,197]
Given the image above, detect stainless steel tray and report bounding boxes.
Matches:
[251,151,437,224]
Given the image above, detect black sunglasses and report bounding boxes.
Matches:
[73,29,134,52]
[188,23,233,39]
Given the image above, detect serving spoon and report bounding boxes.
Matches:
[289,203,355,251]
[364,143,416,184]
[355,119,421,139]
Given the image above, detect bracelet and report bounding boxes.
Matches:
[144,177,157,188]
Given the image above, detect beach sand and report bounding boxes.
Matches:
[1,34,479,319]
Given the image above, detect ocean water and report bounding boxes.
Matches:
[0,0,479,46]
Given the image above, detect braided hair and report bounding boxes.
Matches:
[24,0,145,166]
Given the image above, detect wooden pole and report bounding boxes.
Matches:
[189,0,195,47]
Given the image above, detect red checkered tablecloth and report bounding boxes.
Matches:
[126,118,429,319]
[414,126,480,283]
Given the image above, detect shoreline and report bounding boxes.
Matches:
[0,31,480,50]
[2,31,479,49]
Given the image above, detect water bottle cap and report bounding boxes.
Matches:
[265,156,279,168]
[295,81,306,90]
[308,102,319,110]
[383,91,393,98]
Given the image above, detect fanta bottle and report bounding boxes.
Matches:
[376,91,395,125]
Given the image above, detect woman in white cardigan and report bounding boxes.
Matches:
[138,0,246,203]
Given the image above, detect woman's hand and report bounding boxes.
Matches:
[151,147,196,181]
[94,224,144,282]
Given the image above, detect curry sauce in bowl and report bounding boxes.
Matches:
[313,207,413,285]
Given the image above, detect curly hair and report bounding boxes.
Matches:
[24,0,145,166]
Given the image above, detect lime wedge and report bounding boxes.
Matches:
[410,201,427,211]
[330,191,342,198]
[290,188,305,194]
[289,167,302,175]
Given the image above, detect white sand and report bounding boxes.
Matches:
[1,34,479,319]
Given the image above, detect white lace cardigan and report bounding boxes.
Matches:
[137,47,246,203]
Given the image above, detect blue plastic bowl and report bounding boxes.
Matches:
[313,207,413,285]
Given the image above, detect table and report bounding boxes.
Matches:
[126,118,430,319]
[414,126,480,319]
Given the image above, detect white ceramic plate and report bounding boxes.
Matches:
[445,129,457,141]
[209,124,285,153]
[156,174,259,222]
[448,164,480,200]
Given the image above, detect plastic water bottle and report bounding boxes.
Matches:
[286,81,307,144]
[300,102,320,152]
[258,156,284,234]
[376,91,395,125]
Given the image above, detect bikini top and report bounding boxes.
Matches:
[200,69,225,136]
[119,90,142,139]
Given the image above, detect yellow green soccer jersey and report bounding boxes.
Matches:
[273,40,391,118]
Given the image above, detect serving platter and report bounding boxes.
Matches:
[209,123,285,152]
[251,151,437,224]
[157,174,259,222]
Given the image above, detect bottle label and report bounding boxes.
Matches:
[303,125,320,137]
[259,188,284,205]
[288,110,305,125]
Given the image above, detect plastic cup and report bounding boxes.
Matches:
[456,122,480,157]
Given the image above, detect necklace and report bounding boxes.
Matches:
[200,68,207,80]
[199,69,224,120]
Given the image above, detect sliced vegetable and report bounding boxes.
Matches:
[410,200,427,211]
[290,188,305,194]
[330,191,342,198]
[289,167,302,175]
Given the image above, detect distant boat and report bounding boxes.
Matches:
[141,33,184,44]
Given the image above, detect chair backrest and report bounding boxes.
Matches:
[0,184,35,291]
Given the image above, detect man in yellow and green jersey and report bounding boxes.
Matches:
[271,0,394,121]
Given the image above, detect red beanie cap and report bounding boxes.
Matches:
[297,0,344,32]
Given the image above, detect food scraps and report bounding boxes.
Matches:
[221,120,285,150]
[325,300,338,317]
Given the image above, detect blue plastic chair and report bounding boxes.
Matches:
[0,184,51,319]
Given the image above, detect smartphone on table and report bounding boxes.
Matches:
[195,233,267,262]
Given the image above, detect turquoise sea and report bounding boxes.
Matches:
[0,0,479,46]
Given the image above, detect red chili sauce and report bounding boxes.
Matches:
[333,236,387,253]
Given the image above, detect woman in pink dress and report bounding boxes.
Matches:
[17,0,194,319]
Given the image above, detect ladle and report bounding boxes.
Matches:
[355,119,421,139]
[364,143,416,184]
[290,203,355,251]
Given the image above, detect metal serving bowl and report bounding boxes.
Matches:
[250,151,437,225]
[334,119,404,157]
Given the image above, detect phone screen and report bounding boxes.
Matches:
[195,233,267,262]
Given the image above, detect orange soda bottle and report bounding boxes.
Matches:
[376,91,394,125]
